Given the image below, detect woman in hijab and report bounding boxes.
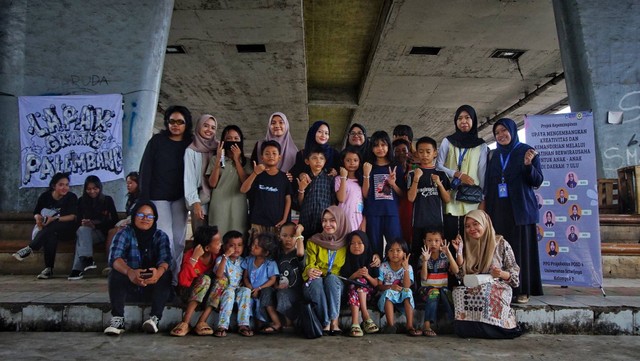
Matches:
[343,123,370,159]
[251,112,299,173]
[452,210,521,339]
[437,105,488,242]
[291,120,341,180]
[484,118,543,304]
[184,114,218,233]
[104,200,172,336]
[303,206,351,335]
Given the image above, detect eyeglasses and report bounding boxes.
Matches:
[168,119,186,125]
[349,131,364,137]
[135,213,156,220]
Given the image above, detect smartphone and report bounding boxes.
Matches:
[140,270,153,279]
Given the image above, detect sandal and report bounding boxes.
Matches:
[407,328,422,337]
[423,328,437,337]
[195,322,213,336]
[350,324,364,337]
[259,324,282,334]
[238,326,254,337]
[213,327,227,337]
[362,319,379,334]
[170,321,190,337]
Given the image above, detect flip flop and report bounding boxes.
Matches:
[195,322,213,336]
[407,328,422,337]
[170,321,190,337]
[238,326,254,337]
[423,329,437,337]
[213,327,227,337]
[259,325,282,334]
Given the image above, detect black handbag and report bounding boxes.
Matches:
[455,184,483,203]
[297,302,323,339]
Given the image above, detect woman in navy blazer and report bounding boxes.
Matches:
[483,118,544,304]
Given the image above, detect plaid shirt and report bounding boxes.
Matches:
[108,226,172,269]
[299,171,334,235]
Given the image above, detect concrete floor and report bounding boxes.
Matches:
[0,332,639,361]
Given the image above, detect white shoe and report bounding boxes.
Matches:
[36,267,53,279]
[104,316,125,335]
[142,315,159,334]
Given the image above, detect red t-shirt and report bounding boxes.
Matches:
[177,248,216,288]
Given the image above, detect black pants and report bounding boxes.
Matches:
[108,269,172,319]
[29,221,76,268]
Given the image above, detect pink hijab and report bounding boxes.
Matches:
[188,114,219,202]
[256,112,298,172]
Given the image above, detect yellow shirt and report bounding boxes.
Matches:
[444,143,484,216]
[303,241,346,282]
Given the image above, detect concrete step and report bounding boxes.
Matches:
[0,276,638,335]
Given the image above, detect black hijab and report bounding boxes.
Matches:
[340,230,378,278]
[446,105,485,148]
[130,200,158,250]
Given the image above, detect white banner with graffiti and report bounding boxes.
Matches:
[525,111,603,288]
[19,94,123,188]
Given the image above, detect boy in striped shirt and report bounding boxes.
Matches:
[418,228,462,336]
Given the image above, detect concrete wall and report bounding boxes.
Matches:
[553,0,640,178]
[0,0,174,212]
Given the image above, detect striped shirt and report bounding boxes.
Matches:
[420,252,450,288]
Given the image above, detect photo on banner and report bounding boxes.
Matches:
[18,94,124,188]
[525,112,602,288]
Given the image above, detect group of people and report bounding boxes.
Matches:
[13,103,544,339]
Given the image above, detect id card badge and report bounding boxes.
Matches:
[498,183,508,198]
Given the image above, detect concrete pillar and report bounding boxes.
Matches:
[0,0,174,212]
[553,0,640,178]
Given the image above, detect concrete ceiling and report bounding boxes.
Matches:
[157,0,568,148]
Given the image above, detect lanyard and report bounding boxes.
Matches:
[499,143,520,182]
[327,250,337,274]
[457,148,468,171]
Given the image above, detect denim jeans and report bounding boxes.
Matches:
[423,287,453,323]
[72,226,105,271]
[152,199,188,286]
[303,274,343,327]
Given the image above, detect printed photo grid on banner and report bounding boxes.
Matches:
[525,112,602,288]
[19,94,124,188]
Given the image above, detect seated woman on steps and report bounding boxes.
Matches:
[68,175,118,280]
[13,172,78,280]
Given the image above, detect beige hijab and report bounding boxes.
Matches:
[463,209,503,275]
[309,206,351,251]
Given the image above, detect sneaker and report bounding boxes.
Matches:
[104,316,125,335]
[13,246,32,261]
[67,270,84,280]
[83,257,97,272]
[142,315,159,334]
[36,267,53,279]
[516,295,530,304]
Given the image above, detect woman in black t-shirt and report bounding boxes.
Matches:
[13,172,78,279]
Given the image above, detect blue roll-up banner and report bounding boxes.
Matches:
[525,111,603,288]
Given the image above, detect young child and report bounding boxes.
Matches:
[213,230,251,337]
[393,138,414,245]
[275,222,305,328]
[340,230,379,337]
[418,229,461,337]
[363,131,405,259]
[336,147,365,232]
[377,238,420,336]
[297,145,335,240]
[241,140,292,235]
[170,225,222,336]
[407,136,451,270]
[242,232,280,334]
